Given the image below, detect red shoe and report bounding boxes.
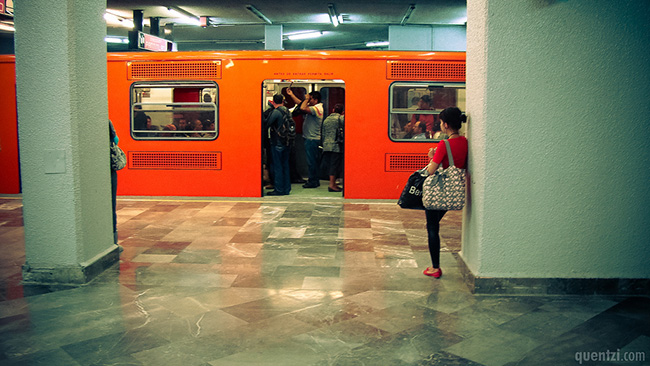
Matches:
[423,267,442,278]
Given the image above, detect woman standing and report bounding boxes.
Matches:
[423,107,468,278]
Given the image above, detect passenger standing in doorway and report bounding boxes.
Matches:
[265,94,292,196]
[423,107,467,278]
[286,89,323,188]
[321,104,344,192]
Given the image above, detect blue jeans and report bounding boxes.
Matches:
[271,144,291,194]
[304,138,321,185]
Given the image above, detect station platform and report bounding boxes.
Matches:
[0,195,647,365]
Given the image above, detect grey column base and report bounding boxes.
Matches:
[21,246,120,286]
[454,253,650,296]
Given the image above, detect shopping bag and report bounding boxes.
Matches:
[397,168,428,210]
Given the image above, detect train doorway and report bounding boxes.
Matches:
[261,79,346,198]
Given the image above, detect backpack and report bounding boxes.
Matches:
[276,107,296,147]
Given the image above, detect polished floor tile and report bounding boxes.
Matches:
[0,196,648,366]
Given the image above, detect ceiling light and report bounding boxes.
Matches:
[327,3,340,27]
[105,37,129,44]
[400,4,416,26]
[120,18,135,29]
[246,5,272,25]
[104,13,120,23]
[104,12,134,29]
[168,6,201,26]
[366,41,389,47]
[0,22,15,32]
[287,31,323,40]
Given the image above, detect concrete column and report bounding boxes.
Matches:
[463,1,650,286]
[265,25,283,50]
[14,0,117,284]
[150,17,160,37]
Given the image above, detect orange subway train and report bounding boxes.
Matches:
[0,51,466,199]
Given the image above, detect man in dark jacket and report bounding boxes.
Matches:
[265,94,291,195]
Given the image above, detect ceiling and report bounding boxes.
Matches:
[104,0,467,51]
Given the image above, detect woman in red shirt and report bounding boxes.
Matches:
[423,107,468,278]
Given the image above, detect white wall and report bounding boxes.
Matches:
[463,0,650,278]
[389,25,466,51]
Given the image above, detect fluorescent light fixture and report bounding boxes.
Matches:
[168,6,201,26]
[286,31,323,40]
[105,37,129,44]
[120,18,135,29]
[400,4,416,25]
[0,22,15,32]
[366,41,389,47]
[327,3,339,27]
[246,4,272,25]
[104,12,135,29]
[104,13,120,23]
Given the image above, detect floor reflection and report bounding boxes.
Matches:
[0,197,647,366]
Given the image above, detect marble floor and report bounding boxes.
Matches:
[0,194,648,366]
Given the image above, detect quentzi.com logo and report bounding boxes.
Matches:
[575,349,646,364]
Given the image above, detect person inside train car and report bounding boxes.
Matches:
[133,111,149,137]
[172,117,190,137]
[287,90,307,185]
[161,124,177,137]
[423,107,468,279]
[409,95,437,137]
[265,94,292,196]
[411,121,429,140]
[190,119,204,137]
[286,88,323,188]
[321,103,345,192]
[145,115,160,137]
[262,99,276,190]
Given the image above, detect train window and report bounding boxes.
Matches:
[130,81,218,140]
[389,82,465,142]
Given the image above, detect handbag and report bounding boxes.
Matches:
[397,167,429,210]
[422,140,466,210]
[110,142,127,171]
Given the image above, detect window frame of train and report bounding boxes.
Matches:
[388,82,466,142]
[130,81,218,140]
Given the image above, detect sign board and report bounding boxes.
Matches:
[0,0,13,16]
[200,17,220,27]
[136,31,173,52]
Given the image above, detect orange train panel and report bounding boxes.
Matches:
[1,51,466,199]
[0,56,20,194]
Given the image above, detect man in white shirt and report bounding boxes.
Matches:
[286,89,323,188]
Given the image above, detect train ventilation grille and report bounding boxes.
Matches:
[129,151,222,170]
[128,61,222,80]
[387,61,465,81]
[385,153,429,172]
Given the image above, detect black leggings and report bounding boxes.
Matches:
[425,210,447,268]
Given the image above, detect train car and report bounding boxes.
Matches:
[0,51,466,199]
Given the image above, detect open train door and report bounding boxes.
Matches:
[261,79,345,197]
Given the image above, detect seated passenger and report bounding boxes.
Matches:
[190,119,204,137]
[172,118,190,137]
[411,122,428,140]
[133,111,148,137]
[410,95,437,135]
[203,119,216,137]
[162,124,176,137]
[145,115,160,137]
